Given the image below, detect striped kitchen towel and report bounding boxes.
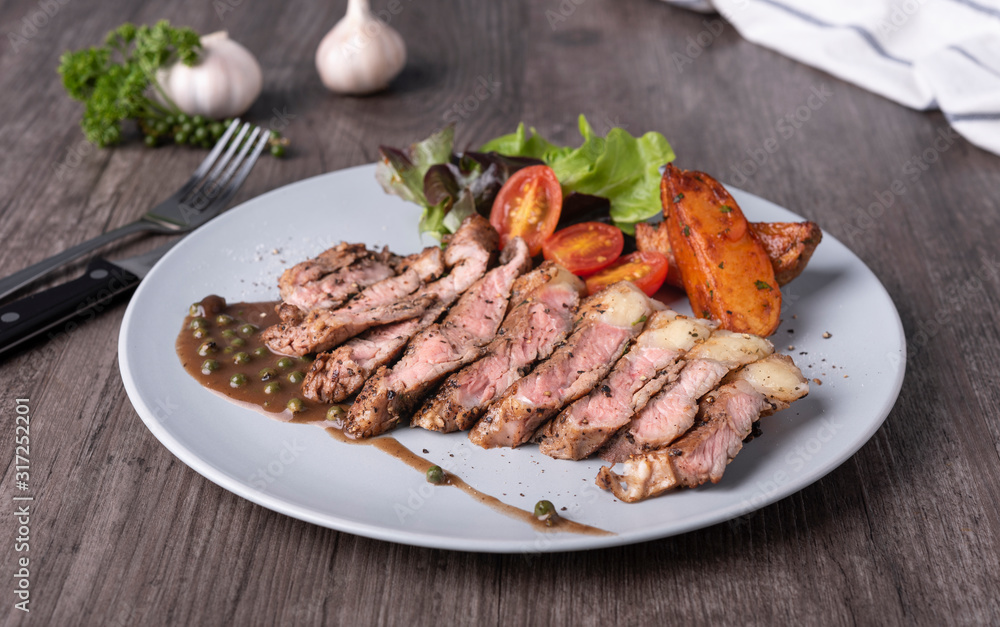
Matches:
[663,0,1000,156]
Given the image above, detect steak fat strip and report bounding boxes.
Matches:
[596,354,808,502]
[600,328,773,463]
[536,311,716,460]
[468,281,654,449]
[261,246,445,356]
[344,238,531,438]
[300,216,499,402]
[411,262,585,433]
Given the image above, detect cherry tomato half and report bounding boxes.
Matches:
[490,165,562,256]
[584,251,669,297]
[542,222,624,276]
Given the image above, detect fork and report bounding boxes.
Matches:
[0,119,271,302]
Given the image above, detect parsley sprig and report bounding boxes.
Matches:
[58,21,201,147]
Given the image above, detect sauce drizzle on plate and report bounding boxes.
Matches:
[176,296,613,537]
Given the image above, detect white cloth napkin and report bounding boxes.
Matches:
[663,0,1000,156]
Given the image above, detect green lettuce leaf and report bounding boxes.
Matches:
[479,115,675,234]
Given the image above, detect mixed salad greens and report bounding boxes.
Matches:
[376,115,675,238]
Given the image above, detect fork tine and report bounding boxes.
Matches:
[186,122,253,201]
[200,129,270,213]
[212,126,263,192]
[174,119,242,199]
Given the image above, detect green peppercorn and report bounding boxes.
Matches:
[533,500,558,526]
[239,323,258,336]
[426,466,445,484]
[192,328,209,340]
[254,346,270,358]
[325,406,345,421]
[230,337,246,347]
[233,351,251,365]
[276,357,295,369]
[189,303,202,316]
[189,317,208,330]
[286,398,304,413]
[258,367,277,381]
[201,359,220,374]
[230,373,248,388]
[287,371,305,384]
[221,329,237,339]
[197,341,218,356]
[215,314,234,326]
[263,381,281,395]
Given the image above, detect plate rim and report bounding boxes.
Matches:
[118,164,907,553]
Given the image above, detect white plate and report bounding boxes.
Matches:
[119,164,905,553]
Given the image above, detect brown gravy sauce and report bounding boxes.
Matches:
[177,296,613,537]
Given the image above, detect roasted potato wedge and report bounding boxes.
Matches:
[751,221,822,286]
[661,164,781,336]
[636,220,822,288]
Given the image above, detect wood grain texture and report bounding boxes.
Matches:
[1,0,999,624]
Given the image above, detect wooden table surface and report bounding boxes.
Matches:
[2,0,999,624]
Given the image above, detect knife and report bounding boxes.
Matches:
[0,241,177,356]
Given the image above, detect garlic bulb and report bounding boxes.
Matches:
[315,0,407,95]
[157,31,262,119]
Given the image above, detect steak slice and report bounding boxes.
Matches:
[536,312,715,460]
[468,281,654,449]
[300,216,499,402]
[344,238,532,438]
[261,246,445,356]
[596,354,808,502]
[279,242,401,312]
[411,263,585,433]
[600,329,773,463]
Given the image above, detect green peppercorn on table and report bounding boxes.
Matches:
[1,0,998,624]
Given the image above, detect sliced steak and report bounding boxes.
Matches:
[279,242,401,312]
[261,246,445,356]
[536,312,715,460]
[344,238,531,438]
[468,281,654,449]
[596,354,808,502]
[300,216,498,402]
[411,263,585,433]
[600,329,773,463]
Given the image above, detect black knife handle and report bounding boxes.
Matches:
[0,258,140,356]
